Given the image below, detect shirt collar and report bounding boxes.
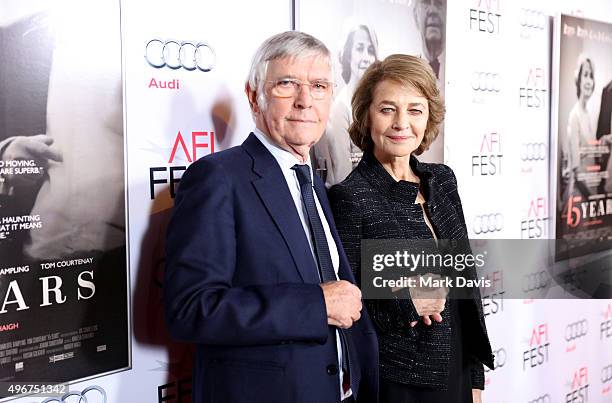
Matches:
[252,127,313,180]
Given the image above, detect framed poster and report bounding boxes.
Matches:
[296,0,447,187]
[0,1,129,398]
[552,14,612,261]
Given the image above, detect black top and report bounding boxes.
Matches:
[329,151,494,389]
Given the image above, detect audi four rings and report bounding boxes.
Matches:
[520,9,546,29]
[492,348,507,369]
[522,271,550,292]
[471,72,501,92]
[527,395,551,403]
[472,213,504,234]
[564,319,588,342]
[520,143,547,161]
[42,385,106,403]
[145,39,215,71]
[602,364,612,383]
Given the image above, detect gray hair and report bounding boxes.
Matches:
[246,31,332,110]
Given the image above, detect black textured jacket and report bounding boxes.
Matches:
[329,151,494,390]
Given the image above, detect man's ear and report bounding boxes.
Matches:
[245,84,260,114]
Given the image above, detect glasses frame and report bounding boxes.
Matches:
[265,78,336,100]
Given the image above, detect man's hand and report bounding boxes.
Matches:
[321,280,362,329]
[472,388,483,403]
[2,135,63,186]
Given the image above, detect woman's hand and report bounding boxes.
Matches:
[409,300,445,327]
[408,274,447,326]
[472,388,483,403]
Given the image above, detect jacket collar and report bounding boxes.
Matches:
[358,151,436,204]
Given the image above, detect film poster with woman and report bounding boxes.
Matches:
[297,0,447,188]
[556,14,612,260]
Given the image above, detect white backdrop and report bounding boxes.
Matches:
[7,0,612,402]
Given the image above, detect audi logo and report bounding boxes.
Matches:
[471,72,501,93]
[42,385,106,403]
[565,319,588,342]
[602,364,612,383]
[520,142,547,161]
[522,271,550,293]
[520,9,546,30]
[145,39,215,71]
[492,348,507,369]
[527,394,551,403]
[472,213,504,234]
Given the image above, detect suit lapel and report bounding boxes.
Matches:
[243,134,320,284]
[313,176,357,284]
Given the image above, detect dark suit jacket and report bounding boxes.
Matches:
[329,152,494,389]
[165,133,378,403]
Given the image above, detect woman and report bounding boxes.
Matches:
[313,23,378,187]
[329,54,494,403]
[564,55,596,201]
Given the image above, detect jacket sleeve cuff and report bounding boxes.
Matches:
[470,362,485,390]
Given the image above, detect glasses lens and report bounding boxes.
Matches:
[272,80,296,97]
[311,81,330,99]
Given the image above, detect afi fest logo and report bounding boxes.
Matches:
[602,304,612,340]
[472,132,503,176]
[519,67,547,109]
[523,323,550,370]
[469,0,501,34]
[149,131,215,199]
[521,197,549,239]
[566,366,589,403]
[158,377,192,402]
[482,270,504,317]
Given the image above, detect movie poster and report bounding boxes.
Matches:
[554,14,612,261]
[0,1,129,398]
[296,0,447,187]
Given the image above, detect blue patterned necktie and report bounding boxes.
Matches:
[292,164,336,282]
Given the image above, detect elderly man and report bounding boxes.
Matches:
[164,31,378,403]
[413,0,446,80]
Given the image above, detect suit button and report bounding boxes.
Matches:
[326,364,339,375]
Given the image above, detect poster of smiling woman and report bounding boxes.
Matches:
[296,0,447,187]
[553,14,612,261]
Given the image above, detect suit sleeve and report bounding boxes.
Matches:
[164,158,329,345]
[328,184,420,332]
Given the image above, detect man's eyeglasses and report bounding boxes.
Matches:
[417,0,445,10]
[267,79,335,100]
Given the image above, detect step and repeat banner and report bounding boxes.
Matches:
[1,0,611,402]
